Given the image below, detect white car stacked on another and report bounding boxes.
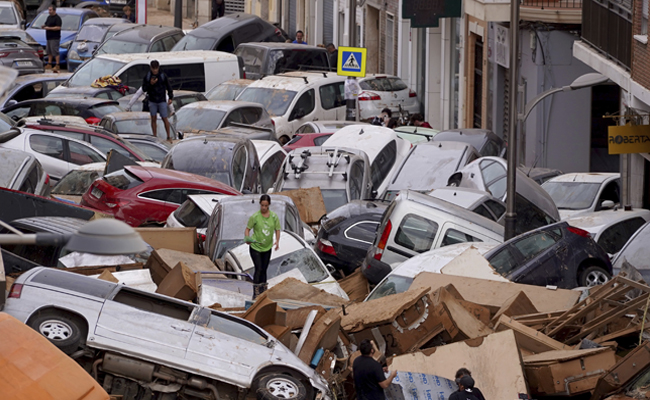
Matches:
[542,173,621,220]
[322,125,411,198]
[357,75,421,121]
[223,231,349,299]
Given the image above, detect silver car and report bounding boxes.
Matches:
[4,267,332,400]
[0,147,49,195]
[0,36,43,75]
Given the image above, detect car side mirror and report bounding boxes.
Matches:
[6,99,17,107]
[601,200,615,209]
[371,189,378,199]
[21,20,26,29]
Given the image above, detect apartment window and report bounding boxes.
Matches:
[386,15,395,75]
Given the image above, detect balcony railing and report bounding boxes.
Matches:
[522,0,582,8]
[581,0,632,70]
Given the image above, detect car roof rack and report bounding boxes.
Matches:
[285,147,352,180]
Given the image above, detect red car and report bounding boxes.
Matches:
[283,133,333,152]
[81,166,241,227]
[26,120,152,162]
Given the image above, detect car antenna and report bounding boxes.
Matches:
[527,154,540,177]
[358,129,364,135]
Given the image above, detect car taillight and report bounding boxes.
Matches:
[568,226,591,239]
[374,220,392,261]
[85,117,101,125]
[317,238,337,256]
[8,283,23,298]
[197,233,206,242]
[104,198,130,208]
[358,91,381,101]
[271,119,275,126]
[409,89,417,98]
[0,52,8,58]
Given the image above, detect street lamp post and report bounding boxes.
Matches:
[504,71,609,240]
[504,0,521,241]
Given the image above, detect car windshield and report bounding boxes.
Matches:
[0,8,17,24]
[52,170,101,195]
[237,87,297,117]
[244,248,328,283]
[32,13,81,31]
[76,24,108,42]
[542,181,600,210]
[89,104,124,118]
[0,112,14,132]
[321,189,348,213]
[366,275,414,301]
[115,119,169,135]
[68,58,126,87]
[96,39,148,56]
[205,84,247,101]
[172,34,216,51]
[175,108,226,132]
[391,146,465,190]
[162,142,233,184]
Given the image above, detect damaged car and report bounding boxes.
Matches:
[4,267,333,400]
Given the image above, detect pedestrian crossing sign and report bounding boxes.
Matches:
[337,46,367,77]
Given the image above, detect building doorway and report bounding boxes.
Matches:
[590,85,620,172]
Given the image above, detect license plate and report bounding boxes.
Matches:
[91,187,103,199]
[15,61,32,67]
[111,0,127,4]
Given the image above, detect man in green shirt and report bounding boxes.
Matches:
[245,195,281,298]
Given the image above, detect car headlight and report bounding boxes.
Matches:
[60,40,72,49]
[68,49,80,60]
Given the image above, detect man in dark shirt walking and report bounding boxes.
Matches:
[142,60,174,140]
[41,5,62,71]
[353,340,396,400]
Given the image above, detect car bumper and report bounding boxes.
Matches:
[358,101,421,121]
[360,251,392,285]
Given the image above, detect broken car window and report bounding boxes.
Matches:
[52,170,101,195]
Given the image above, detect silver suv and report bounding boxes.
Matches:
[5,267,332,400]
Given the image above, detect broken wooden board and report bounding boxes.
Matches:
[494,315,569,354]
[523,347,617,396]
[65,263,144,276]
[286,306,327,330]
[341,287,429,332]
[145,248,221,285]
[410,272,580,313]
[490,291,538,327]
[432,287,493,340]
[265,278,348,307]
[338,269,370,303]
[439,246,509,282]
[590,341,650,400]
[388,330,528,400]
[155,262,198,301]
[135,227,197,254]
[279,187,327,224]
[297,308,342,364]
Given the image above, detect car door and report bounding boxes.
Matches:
[3,103,32,121]
[27,133,68,182]
[436,224,484,248]
[150,39,165,53]
[597,217,648,255]
[288,89,316,134]
[186,308,274,385]
[94,287,197,360]
[318,82,344,121]
[66,139,106,166]
[507,230,561,286]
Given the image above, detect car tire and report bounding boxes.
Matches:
[254,373,308,400]
[28,310,87,355]
[279,136,290,145]
[579,265,611,287]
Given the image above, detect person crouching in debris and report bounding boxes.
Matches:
[245,194,280,299]
[353,339,397,400]
[450,373,482,400]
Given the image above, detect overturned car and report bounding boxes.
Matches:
[5,267,332,400]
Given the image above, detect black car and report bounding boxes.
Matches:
[171,13,286,53]
[234,43,332,80]
[0,216,87,274]
[433,129,506,158]
[120,134,171,162]
[316,200,388,276]
[161,135,261,194]
[94,24,184,57]
[485,221,612,288]
[2,98,123,124]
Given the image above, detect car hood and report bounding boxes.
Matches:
[26,29,77,46]
[559,208,589,220]
[71,40,102,54]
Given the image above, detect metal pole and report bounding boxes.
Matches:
[349,0,357,47]
[174,0,183,29]
[504,0,520,241]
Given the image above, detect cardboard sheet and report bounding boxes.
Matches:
[135,227,197,253]
[389,330,529,400]
[410,272,580,313]
[279,187,327,224]
[265,277,348,307]
[439,246,509,282]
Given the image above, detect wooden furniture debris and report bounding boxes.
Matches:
[338,269,370,302]
[279,187,327,224]
[145,248,221,285]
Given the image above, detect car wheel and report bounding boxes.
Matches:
[255,373,308,400]
[279,136,290,145]
[579,265,611,287]
[28,311,87,355]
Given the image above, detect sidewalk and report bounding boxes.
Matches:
[145,7,196,30]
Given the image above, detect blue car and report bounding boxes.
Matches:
[26,8,98,67]
[67,17,132,72]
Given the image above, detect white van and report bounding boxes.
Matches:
[64,50,243,93]
[361,190,504,284]
[236,71,348,144]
